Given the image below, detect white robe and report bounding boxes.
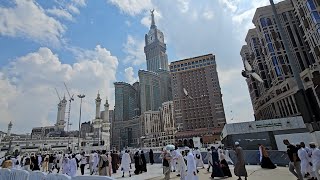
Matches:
[56,154,63,168]
[224,150,233,164]
[171,150,177,170]
[298,148,312,175]
[205,151,213,166]
[311,148,320,180]
[121,153,131,172]
[69,158,77,177]
[193,149,204,168]
[93,152,99,173]
[38,155,42,167]
[62,158,70,175]
[186,152,198,180]
[176,151,187,180]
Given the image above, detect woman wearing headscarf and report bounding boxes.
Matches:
[149,149,154,165]
[219,149,232,177]
[258,144,276,169]
[210,146,224,179]
[134,151,142,174]
[140,150,147,172]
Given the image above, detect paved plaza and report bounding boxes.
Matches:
[74,164,298,180]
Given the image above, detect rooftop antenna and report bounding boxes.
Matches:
[64,82,74,150]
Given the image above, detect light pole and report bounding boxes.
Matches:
[269,0,317,131]
[77,94,85,152]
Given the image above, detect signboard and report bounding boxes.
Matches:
[255,122,282,128]
[193,137,201,148]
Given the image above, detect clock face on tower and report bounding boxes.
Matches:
[148,34,155,44]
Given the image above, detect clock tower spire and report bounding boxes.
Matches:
[144,9,169,72]
[150,9,156,29]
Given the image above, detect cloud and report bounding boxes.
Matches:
[0,0,65,46]
[108,0,153,16]
[72,0,86,7]
[124,67,138,84]
[177,0,190,13]
[123,35,145,66]
[47,7,73,21]
[0,46,118,133]
[218,0,239,13]
[202,9,214,20]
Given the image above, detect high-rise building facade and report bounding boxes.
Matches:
[144,10,169,72]
[114,82,140,122]
[112,82,141,149]
[241,0,320,122]
[170,54,226,141]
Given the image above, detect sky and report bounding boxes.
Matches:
[0,0,284,134]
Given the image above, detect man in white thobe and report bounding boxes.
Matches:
[62,155,70,175]
[37,154,42,169]
[186,148,198,180]
[175,150,187,180]
[89,151,95,175]
[171,149,177,172]
[310,142,320,180]
[121,150,132,177]
[297,143,314,179]
[93,151,99,175]
[69,155,77,177]
[204,149,212,172]
[56,152,63,173]
[193,147,204,169]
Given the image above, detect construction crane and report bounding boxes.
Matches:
[54,87,62,102]
[64,82,74,151]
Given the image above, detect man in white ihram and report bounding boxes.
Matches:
[93,151,99,175]
[310,142,320,180]
[171,149,177,172]
[193,147,204,169]
[175,149,187,180]
[297,142,314,179]
[121,150,132,177]
[186,147,198,180]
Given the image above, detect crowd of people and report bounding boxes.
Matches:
[161,145,236,180]
[1,140,319,180]
[282,140,320,180]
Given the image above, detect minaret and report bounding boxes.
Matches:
[7,121,12,137]
[56,101,62,124]
[95,92,102,119]
[103,98,110,123]
[58,96,67,130]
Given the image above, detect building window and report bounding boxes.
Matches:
[307,0,317,11]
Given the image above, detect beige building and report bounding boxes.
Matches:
[142,101,175,147]
[170,54,226,143]
[241,0,320,127]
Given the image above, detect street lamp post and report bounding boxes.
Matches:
[269,0,317,131]
[77,94,85,152]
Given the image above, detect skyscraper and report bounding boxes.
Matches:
[139,11,172,113]
[170,54,226,142]
[144,10,169,72]
[241,0,320,122]
[112,82,141,149]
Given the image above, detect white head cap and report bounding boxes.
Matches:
[184,147,190,151]
[235,142,240,146]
